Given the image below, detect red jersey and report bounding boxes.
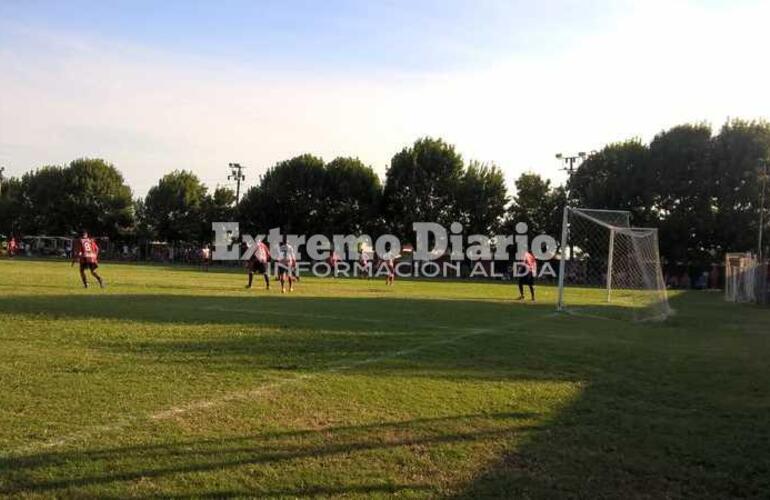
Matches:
[75,238,99,264]
[523,251,537,275]
[251,240,270,263]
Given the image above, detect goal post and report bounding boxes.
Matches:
[557,207,671,321]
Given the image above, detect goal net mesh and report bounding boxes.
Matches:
[724,253,761,303]
[558,208,671,321]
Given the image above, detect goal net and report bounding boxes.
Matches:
[557,208,671,321]
[725,253,761,303]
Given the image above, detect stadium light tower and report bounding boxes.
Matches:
[556,152,587,202]
[228,163,246,203]
[0,166,5,196]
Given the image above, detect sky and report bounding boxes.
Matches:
[1,0,769,196]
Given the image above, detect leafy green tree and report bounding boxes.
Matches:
[238,154,327,235]
[0,177,24,236]
[323,157,382,235]
[206,186,237,221]
[569,140,653,223]
[506,172,564,239]
[455,161,508,236]
[62,158,134,237]
[16,166,69,235]
[648,124,714,263]
[382,137,464,242]
[710,119,770,257]
[200,186,237,240]
[144,170,208,242]
[0,159,133,238]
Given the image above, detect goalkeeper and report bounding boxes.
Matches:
[516,250,537,301]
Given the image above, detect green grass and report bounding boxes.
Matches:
[0,259,768,498]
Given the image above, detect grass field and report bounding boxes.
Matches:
[0,259,769,498]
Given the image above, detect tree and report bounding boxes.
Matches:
[0,159,133,238]
[17,166,69,235]
[200,186,237,241]
[648,124,714,263]
[62,158,134,238]
[323,157,382,235]
[455,161,508,236]
[710,119,770,257]
[382,137,464,242]
[0,177,24,236]
[569,140,653,223]
[506,172,564,239]
[238,154,327,235]
[144,170,208,242]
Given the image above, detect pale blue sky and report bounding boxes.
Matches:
[0,1,617,71]
[1,0,768,195]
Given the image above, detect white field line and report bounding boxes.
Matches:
[148,327,493,421]
[3,312,549,458]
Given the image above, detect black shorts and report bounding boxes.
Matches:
[249,260,267,274]
[518,272,534,286]
[80,261,98,272]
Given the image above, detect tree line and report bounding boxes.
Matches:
[0,120,768,266]
[570,119,770,265]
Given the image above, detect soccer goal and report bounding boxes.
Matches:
[724,252,764,304]
[556,207,671,321]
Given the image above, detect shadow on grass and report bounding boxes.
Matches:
[0,293,643,377]
[0,292,547,327]
[1,291,769,497]
[0,412,538,496]
[450,291,770,498]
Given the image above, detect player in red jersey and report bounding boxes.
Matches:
[7,236,17,257]
[383,256,396,286]
[246,239,271,290]
[328,250,340,277]
[72,230,104,288]
[516,250,537,301]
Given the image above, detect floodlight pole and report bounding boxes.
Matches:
[759,160,768,262]
[228,163,246,203]
[0,166,5,197]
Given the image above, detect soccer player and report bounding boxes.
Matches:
[246,239,270,290]
[359,249,372,279]
[383,255,396,286]
[516,250,537,301]
[200,244,211,272]
[72,230,104,288]
[276,239,296,293]
[328,250,340,277]
[7,236,17,257]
